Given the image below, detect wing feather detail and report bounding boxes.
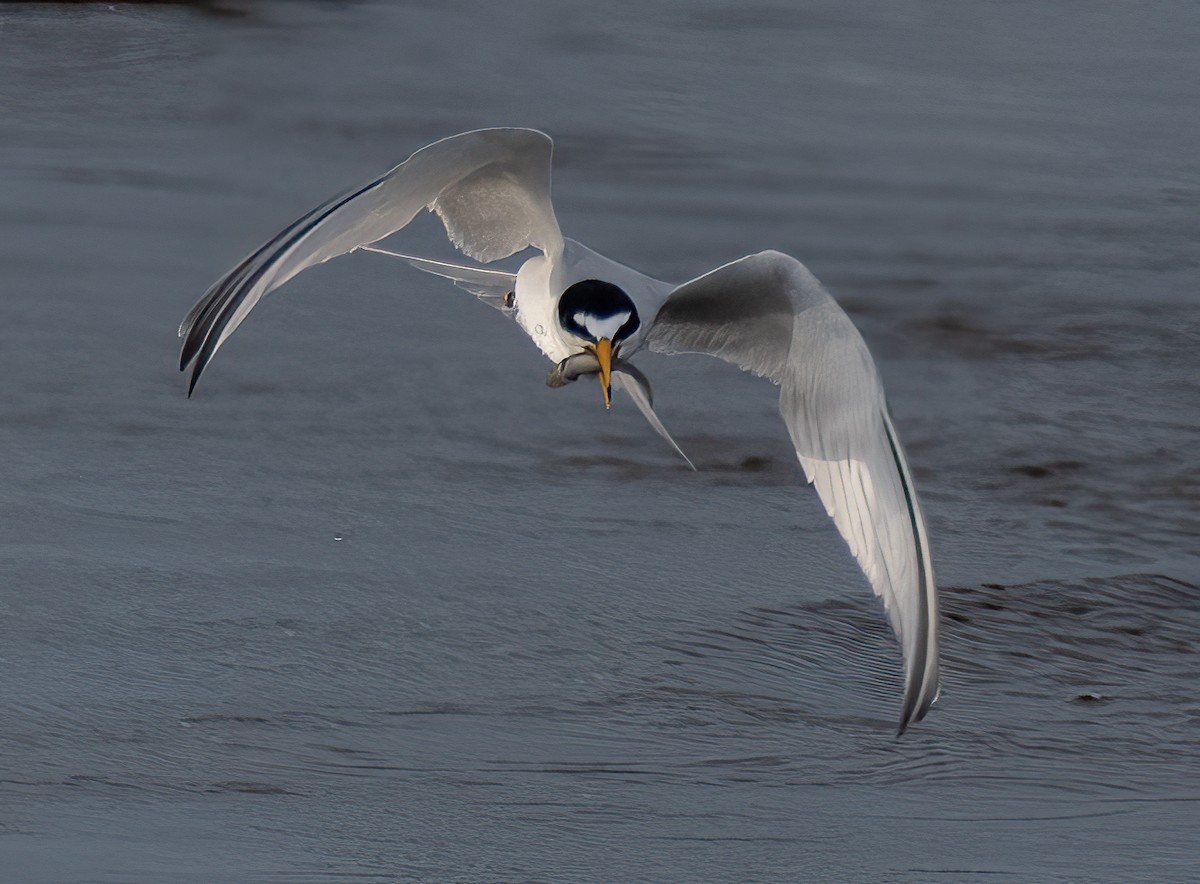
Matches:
[179,128,561,393]
[647,250,939,732]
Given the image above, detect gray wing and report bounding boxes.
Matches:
[646,250,939,734]
[179,128,561,394]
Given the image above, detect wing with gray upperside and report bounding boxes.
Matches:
[645,250,939,733]
[179,128,561,393]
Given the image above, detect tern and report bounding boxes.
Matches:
[178,128,940,733]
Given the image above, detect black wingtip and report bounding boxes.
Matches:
[186,363,203,398]
[897,696,918,738]
[894,679,928,737]
[895,685,936,737]
[179,323,207,372]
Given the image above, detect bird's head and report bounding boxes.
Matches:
[557,280,640,409]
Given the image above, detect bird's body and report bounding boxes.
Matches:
[179,128,940,733]
[516,241,672,363]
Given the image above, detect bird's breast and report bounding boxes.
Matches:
[514,255,574,363]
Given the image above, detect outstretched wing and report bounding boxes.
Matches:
[179,128,561,393]
[646,251,939,733]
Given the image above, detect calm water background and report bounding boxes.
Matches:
[2,2,1198,881]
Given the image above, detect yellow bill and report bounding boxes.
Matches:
[593,337,613,409]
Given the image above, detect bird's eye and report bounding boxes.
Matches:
[503,291,516,309]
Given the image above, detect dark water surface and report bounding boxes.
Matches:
[2,2,1198,881]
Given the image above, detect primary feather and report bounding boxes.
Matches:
[648,251,940,732]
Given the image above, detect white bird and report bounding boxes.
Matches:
[178,128,940,733]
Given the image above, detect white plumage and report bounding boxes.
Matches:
[178,128,940,733]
